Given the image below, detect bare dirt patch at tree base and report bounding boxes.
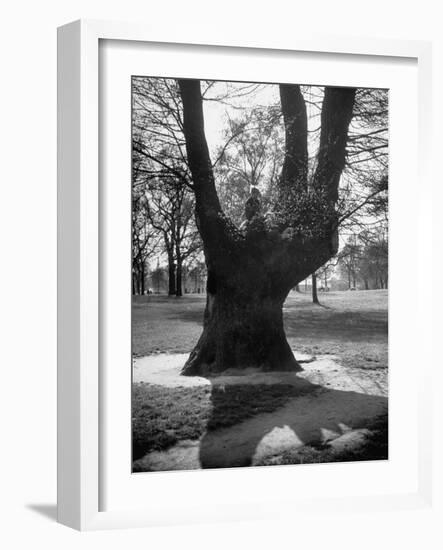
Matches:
[132,352,387,472]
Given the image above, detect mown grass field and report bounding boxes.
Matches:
[132,289,388,370]
[132,382,318,460]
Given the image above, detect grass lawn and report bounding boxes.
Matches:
[133,381,319,460]
[132,289,388,370]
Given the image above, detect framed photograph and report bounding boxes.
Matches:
[57,19,433,530]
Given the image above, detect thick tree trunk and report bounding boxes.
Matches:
[182,282,301,375]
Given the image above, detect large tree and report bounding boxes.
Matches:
[131,175,160,295]
[142,175,200,296]
[177,79,356,375]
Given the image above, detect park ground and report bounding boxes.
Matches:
[132,290,388,471]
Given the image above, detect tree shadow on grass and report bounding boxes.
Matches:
[199,377,388,469]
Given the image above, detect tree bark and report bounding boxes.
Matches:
[178,79,355,375]
[183,272,301,375]
[312,273,319,304]
[167,264,176,295]
[279,84,308,194]
[166,246,176,296]
[141,262,145,295]
[175,252,183,297]
[314,87,357,203]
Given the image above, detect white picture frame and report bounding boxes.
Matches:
[57,19,433,531]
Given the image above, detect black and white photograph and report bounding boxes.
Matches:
[5,0,441,542]
[131,76,388,472]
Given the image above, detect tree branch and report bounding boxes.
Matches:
[314,87,356,203]
[279,84,308,191]
[178,79,242,254]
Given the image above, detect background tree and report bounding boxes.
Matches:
[358,237,388,289]
[150,262,167,294]
[337,237,362,290]
[132,187,159,295]
[143,175,201,296]
[186,259,207,294]
[311,273,319,304]
[214,106,284,225]
[132,78,202,296]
